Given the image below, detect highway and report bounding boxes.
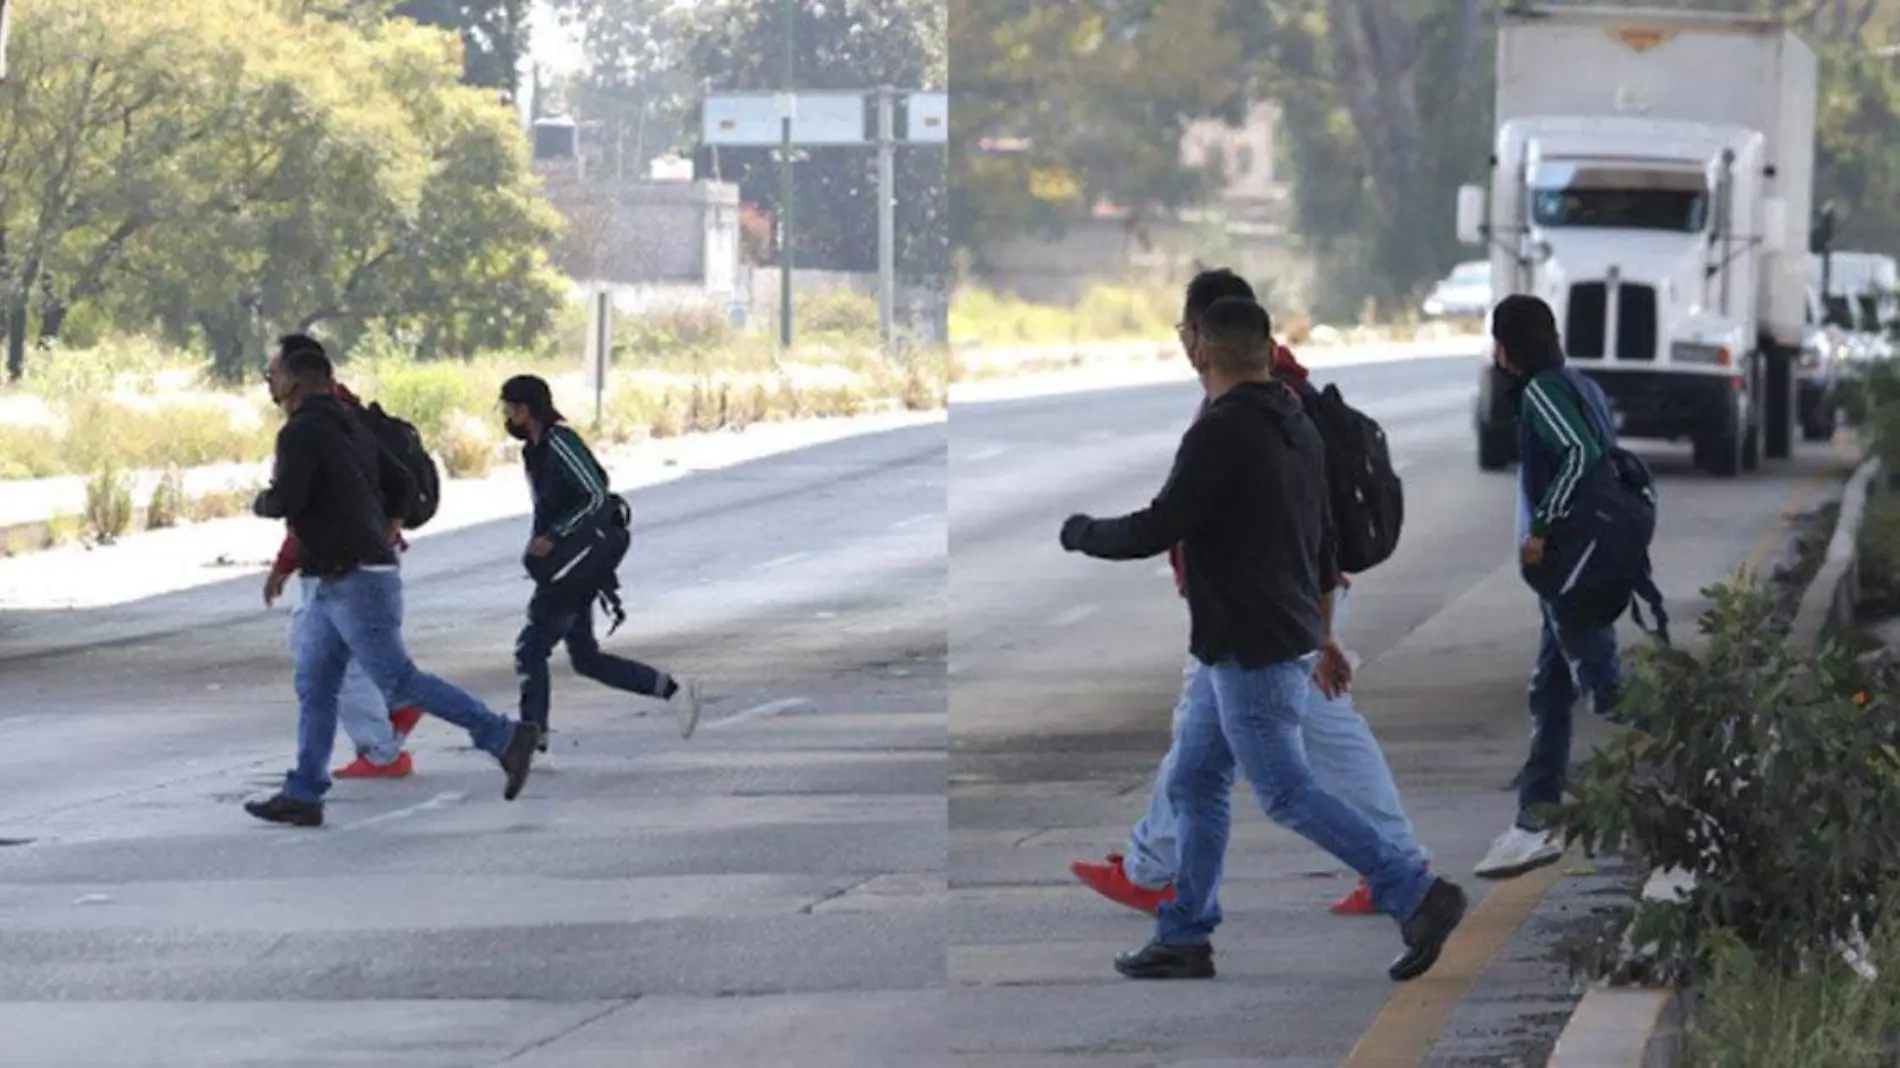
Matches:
[0,424,947,1067]
[948,353,1850,1066]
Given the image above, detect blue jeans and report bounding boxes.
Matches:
[285,568,516,803]
[1126,589,1428,888]
[290,577,402,765]
[1157,657,1433,945]
[1517,600,1622,829]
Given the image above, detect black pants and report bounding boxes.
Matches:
[514,587,667,731]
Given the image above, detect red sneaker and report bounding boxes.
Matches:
[334,751,414,780]
[1329,879,1377,916]
[388,707,424,740]
[1069,852,1175,914]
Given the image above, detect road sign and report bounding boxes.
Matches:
[703,92,866,146]
[904,93,947,144]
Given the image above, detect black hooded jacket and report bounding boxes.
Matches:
[1067,379,1338,669]
[254,393,412,577]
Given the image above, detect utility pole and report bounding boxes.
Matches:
[778,0,796,351]
[876,86,897,352]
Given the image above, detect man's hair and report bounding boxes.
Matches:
[1489,294,1564,375]
[1183,268,1263,332]
[276,333,334,386]
[1197,297,1273,373]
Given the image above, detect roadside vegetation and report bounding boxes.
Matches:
[1554,363,1900,1066]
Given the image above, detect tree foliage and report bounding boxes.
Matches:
[0,0,563,381]
[545,0,699,179]
[393,0,528,92]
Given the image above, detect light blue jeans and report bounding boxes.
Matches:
[285,568,516,803]
[1157,656,1432,944]
[291,576,402,766]
[1126,588,1428,889]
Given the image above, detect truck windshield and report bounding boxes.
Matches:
[1531,188,1708,232]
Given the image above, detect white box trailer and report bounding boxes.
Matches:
[1458,5,1820,476]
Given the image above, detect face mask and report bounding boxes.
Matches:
[504,418,530,441]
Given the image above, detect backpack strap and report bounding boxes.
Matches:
[1628,562,1672,647]
[597,580,628,636]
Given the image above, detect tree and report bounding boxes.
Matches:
[681,0,947,280]
[0,0,564,382]
[393,0,527,92]
[546,0,697,179]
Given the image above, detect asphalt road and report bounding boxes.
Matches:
[0,424,947,1068]
[948,355,1852,1066]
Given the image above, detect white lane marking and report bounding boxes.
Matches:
[963,444,1009,462]
[277,791,467,843]
[753,551,812,572]
[0,715,42,731]
[1047,604,1101,627]
[889,513,936,531]
[703,697,809,732]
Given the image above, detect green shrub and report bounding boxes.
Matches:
[796,289,880,340]
[1861,492,1900,617]
[83,465,135,543]
[1560,581,1900,986]
[1683,922,1900,1068]
[146,466,187,530]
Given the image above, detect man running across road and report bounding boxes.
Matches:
[500,375,703,749]
[1060,295,1466,982]
[262,377,423,781]
[245,336,538,828]
[1070,268,1433,918]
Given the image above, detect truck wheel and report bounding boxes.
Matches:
[1477,422,1514,471]
[1802,401,1838,442]
[1743,420,1762,472]
[1697,409,1745,478]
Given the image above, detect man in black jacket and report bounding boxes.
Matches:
[499,375,703,749]
[1059,297,1467,982]
[245,337,539,827]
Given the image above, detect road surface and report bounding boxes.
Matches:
[948,354,1850,1066]
[0,424,947,1068]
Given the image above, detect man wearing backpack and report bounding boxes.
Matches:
[262,375,423,781]
[499,375,703,749]
[1069,269,1434,919]
[1060,295,1467,984]
[246,337,539,827]
[1473,294,1655,880]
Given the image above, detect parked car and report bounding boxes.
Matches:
[1422,260,1492,321]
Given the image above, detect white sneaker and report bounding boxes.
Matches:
[674,676,703,740]
[1473,826,1564,880]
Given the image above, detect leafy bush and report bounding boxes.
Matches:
[1684,923,1900,1068]
[1560,581,1900,986]
[617,304,737,359]
[84,465,135,543]
[146,466,187,530]
[795,289,881,340]
[1862,493,1900,618]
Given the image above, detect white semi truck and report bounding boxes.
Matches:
[1458,5,1817,477]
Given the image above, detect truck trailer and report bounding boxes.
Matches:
[1458,5,1817,477]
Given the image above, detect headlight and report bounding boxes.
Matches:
[1670,342,1731,366]
[1423,299,1445,316]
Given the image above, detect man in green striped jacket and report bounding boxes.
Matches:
[500,375,704,749]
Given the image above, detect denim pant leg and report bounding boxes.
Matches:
[297,577,401,764]
[1125,659,1207,890]
[1517,602,1624,828]
[514,591,581,732]
[328,569,515,758]
[284,585,353,803]
[1210,659,1431,922]
[565,603,669,696]
[1154,666,1237,945]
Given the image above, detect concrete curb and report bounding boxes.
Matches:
[1542,455,1884,1067]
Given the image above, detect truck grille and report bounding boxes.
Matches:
[1563,281,1657,362]
[1565,283,1605,359]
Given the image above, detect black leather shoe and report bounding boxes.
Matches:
[501,722,541,801]
[1390,877,1468,981]
[1113,940,1215,980]
[243,793,323,828]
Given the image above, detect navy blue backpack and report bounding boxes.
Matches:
[1519,371,1671,645]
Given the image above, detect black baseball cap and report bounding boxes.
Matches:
[499,374,565,424]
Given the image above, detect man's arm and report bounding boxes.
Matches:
[1520,373,1603,537]
[253,421,318,520]
[543,427,611,538]
[1069,420,1229,560]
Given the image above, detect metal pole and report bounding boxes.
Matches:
[876,86,896,353]
[778,0,796,351]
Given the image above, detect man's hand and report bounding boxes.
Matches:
[1520,535,1546,567]
[527,535,554,558]
[1314,638,1353,699]
[263,568,291,608]
[1059,514,1092,553]
[387,520,404,546]
[1337,571,1353,589]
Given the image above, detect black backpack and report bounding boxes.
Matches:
[360,402,442,530]
[1295,380,1404,574]
[526,493,635,632]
